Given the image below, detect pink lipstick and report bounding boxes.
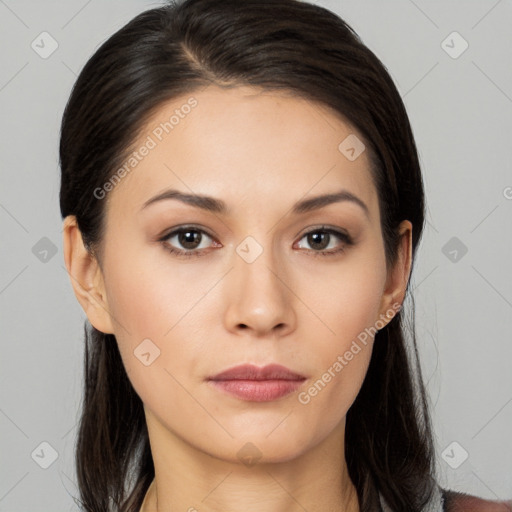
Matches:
[207,364,307,402]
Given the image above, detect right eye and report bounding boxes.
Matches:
[158,226,220,258]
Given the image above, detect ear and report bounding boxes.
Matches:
[377,220,413,326]
[62,215,114,334]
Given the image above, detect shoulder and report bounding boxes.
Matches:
[443,489,512,512]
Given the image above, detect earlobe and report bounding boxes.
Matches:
[62,215,114,334]
[377,220,413,327]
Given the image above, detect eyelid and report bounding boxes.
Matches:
[295,224,351,240]
[158,224,218,242]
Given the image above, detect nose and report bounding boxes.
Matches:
[222,240,297,338]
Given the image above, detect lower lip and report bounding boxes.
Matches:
[208,379,305,402]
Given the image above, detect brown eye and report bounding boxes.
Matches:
[159,226,218,258]
[175,229,203,250]
[296,227,353,257]
[306,231,330,251]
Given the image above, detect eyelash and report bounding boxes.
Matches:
[158,225,354,259]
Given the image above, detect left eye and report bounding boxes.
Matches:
[295,228,352,254]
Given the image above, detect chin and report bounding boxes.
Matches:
[218,431,317,467]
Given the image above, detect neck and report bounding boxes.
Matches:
[141,415,360,512]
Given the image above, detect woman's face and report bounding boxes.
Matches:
[69,85,410,464]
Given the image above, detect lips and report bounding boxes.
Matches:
[207,364,307,402]
[208,363,306,382]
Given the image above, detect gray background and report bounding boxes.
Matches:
[1,0,511,510]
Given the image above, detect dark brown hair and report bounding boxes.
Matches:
[59,0,436,510]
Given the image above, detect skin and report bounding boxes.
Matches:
[63,85,412,512]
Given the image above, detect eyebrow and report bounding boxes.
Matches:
[141,188,370,218]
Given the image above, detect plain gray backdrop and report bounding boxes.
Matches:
[1,0,511,510]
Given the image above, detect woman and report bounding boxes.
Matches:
[59,0,511,510]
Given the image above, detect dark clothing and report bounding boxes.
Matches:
[375,485,512,511]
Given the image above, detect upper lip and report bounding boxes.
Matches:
[208,364,306,381]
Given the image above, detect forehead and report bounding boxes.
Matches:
[104,85,378,219]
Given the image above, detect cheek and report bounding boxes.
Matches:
[298,242,386,412]
[100,242,218,385]
[102,239,212,337]
[305,240,387,347]
[100,258,206,420]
